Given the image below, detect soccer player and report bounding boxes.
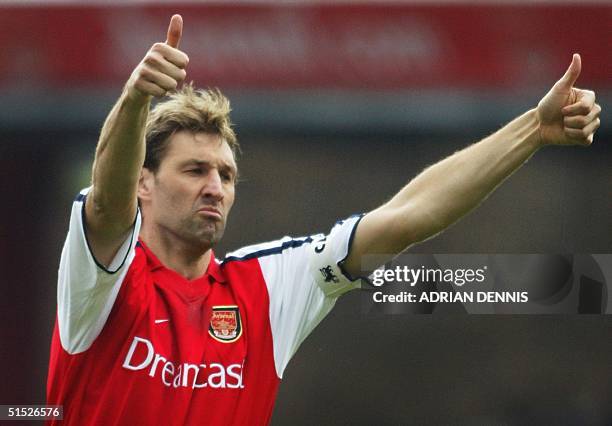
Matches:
[46,14,601,425]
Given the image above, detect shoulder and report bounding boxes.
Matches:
[222,234,322,264]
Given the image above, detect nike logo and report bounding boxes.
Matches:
[154,319,169,324]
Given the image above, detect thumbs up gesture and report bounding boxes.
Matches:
[126,14,189,102]
[537,54,601,146]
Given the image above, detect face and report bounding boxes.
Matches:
[139,130,237,250]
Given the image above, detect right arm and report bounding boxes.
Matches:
[85,14,188,266]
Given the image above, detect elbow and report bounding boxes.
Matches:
[86,188,137,235]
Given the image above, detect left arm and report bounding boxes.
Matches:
[343,54,601,278]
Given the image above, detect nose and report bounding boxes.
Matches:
[202,169,224,201]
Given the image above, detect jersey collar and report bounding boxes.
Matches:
[207,255,226,284]
[136,239,226,284]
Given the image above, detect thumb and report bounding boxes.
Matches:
[165,14,183,49]
[555,53,581,90]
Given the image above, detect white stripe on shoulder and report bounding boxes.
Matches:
[223,234,323,262]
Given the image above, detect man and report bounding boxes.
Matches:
[46,14,601,425]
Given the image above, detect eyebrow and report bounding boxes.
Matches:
[180,159,239,178]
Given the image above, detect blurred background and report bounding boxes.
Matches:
[1,1,611,424]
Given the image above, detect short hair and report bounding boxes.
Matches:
[144,83,238,173]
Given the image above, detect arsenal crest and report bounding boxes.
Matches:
[209,306,243,343]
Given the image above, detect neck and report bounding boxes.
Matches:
[140,224,212,281]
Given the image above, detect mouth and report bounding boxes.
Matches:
[197,207,222,220]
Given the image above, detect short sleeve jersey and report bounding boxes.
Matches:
[46,187,363,426]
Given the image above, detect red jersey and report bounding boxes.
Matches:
[47,187,362,425]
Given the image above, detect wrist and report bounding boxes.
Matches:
[123,83,153,110]
[526,108,546,150]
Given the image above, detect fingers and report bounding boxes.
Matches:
[562,89,596,116]
[554,53,581,90]
[564,117,600,145]
[562,89,601,145]
[133,45,187,96]
[165,14,183,49]
[151,42,189,69]
[564,103,601,129]
[139,67,181,92]
[132,78,169,98]
[145,48,188,81]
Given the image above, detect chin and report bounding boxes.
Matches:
[182,220,225,249]
[196,229,224,248]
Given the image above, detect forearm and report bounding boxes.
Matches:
[89,88,148,223]
[388,108,542,245]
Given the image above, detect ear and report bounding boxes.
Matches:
[137,168,154,202]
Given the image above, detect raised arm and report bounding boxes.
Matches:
[343,54,601,277]
[85,14,188,266]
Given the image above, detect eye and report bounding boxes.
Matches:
[220,172,233,182]
[186,168,202,175]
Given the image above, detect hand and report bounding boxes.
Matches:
[125,14,189,103]
[536,54,601,146]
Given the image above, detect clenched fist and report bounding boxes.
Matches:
[537,54,601,146]
[125,14,189,103]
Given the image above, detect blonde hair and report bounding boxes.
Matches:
[144,83,238,172]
